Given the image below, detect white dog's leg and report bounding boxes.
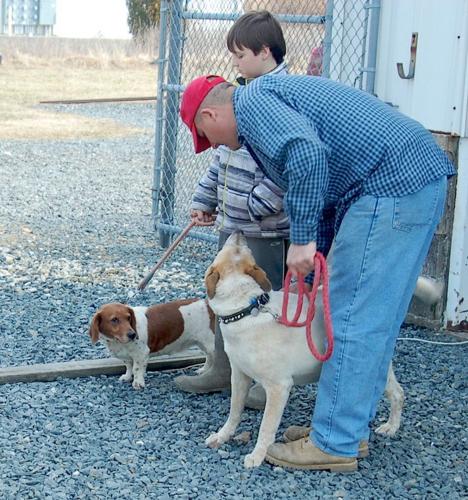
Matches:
[375,362,404,436]
[244,381,292,468]
[132,360,147,390]
[119,361,133,383]
[206,365,251,449]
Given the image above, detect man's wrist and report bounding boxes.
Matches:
[290,222,318,245]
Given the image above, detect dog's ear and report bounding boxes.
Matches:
[205,267,220,299]
[246,265,272,292]
[89,312,101,344]
[127,306,137,330]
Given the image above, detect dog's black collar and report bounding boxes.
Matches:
[218,293,270,324]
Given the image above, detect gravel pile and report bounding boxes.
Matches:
[0,102,466,499]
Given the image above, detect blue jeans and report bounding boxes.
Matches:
[311,176,447,457]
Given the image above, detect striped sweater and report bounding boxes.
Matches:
[191,62,289,238]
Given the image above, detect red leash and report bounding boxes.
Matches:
[278,252,334,362]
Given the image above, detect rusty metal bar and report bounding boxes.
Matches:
[39,96,156,105]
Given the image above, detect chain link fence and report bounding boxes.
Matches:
[152,0,380,246]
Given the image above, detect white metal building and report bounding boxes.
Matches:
[374,0,467,331]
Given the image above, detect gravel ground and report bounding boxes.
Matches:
[0,102,466,499]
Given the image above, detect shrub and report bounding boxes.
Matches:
[127,0,161,38]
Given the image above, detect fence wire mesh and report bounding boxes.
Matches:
[153,0,379,246]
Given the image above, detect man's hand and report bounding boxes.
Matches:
[286,242,317,277]
[190,209,216,226]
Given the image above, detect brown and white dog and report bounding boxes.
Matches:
[89,299,215,389]
[203,232,441,468]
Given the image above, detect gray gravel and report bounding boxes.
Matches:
[0,102,466,499]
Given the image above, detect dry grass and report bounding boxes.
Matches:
[0,35,158,140]
[0,30,159,67]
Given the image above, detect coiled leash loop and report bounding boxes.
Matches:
[278,252,334,362]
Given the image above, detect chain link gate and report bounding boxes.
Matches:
[152,0,381,247]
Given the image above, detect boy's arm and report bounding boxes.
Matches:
[191,150,220,214]
[247,176,285,221]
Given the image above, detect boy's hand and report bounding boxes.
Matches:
[190,209,216,226]
[287,242,317,277]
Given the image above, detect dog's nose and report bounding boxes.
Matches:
[235,231,246,246]
[226,230,245,247]
[127,332,137,341]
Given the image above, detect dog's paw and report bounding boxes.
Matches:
[132,379,145,390]
[205,432,226,449]
[119,373,133,383]
[243,451,265,468]
[375,422,398,437]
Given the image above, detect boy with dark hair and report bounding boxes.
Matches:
[226,10,287,72]
[174,11,289,409]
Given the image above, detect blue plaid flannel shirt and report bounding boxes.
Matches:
[232,75,455,248]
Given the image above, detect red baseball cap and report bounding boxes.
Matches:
[180,75,227,153]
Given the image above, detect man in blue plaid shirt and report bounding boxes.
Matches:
[180,74,455,471]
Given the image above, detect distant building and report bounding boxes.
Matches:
[0,0,56,36]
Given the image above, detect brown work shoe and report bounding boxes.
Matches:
[283,425,369,458]
[265,437,357,472]
[245,383,266,410]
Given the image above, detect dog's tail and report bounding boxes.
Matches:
[414,276,444,305]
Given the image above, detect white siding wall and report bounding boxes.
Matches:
[375,0,468,136]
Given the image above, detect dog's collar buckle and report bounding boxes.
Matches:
[218,293,270,324]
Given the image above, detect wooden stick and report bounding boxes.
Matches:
[138,220,196,291]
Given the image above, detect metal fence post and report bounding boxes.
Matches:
[364,0,381,94]
[322,0,335,78]
[158,0,184,248]
[152,0,169,237]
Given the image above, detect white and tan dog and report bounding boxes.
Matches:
[89,299,215,389]
[204,232,441,468]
